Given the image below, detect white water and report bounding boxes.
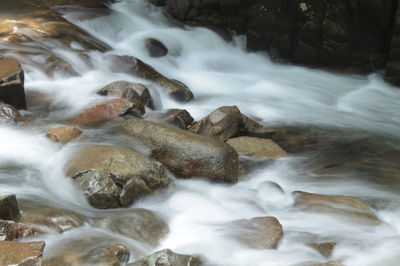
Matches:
[1,0,400,265]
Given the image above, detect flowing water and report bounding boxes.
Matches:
[1,0,400,265]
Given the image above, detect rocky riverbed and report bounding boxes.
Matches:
[1,0,400,266]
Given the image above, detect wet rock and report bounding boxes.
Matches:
[0,102,24,124]
[312,262,346,266]
[129,249,202,266]
[43,236,129,266]
[292,191,381,225]
[0,241,45,266]
[0,194,21,221]
[72,98,133,125]
[0,219,39,240]
[43,55,80,78]
[233,216,283,249]
[20,207,84,233]
[105,55,193,102]
[46,126,83,144]
[66,145,170,209]
[227,137,288,159]
[307,242,336,258]
[92,208,168,246]
[189,106,242,141]
[145,38,168,57]
[0,57,26,109]
[145,109,194,129]
[121,118,239,183]
[98,81,148,114]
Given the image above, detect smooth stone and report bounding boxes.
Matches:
[46,126,83,144]
[227,136,288,158]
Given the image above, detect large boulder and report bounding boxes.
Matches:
[0,241,45,266]
[46,126,83,144]
[0,57,26,109]
[105,55,193,102]
[0,194,21,221]
[92,208,168,246]
[227,137,288,159]
[129,249,202,266]
[0,219,39,241]
[292,191,381,225]
[121,118,239,183]
[66,145,171,209]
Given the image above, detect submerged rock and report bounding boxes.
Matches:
[0,194,21,221]
[145,109,194,129]
[46,126,83,144]
[145,38,168,57]
[129,249,202,266]
[0,57,26,109]
[121,118,239,183]
[43,236,129,266]
[0,219,39,241]
[233,216,283,249]
[0,241,45,266]
[72,99,133,125]
[307,242,337,258]
[43,55,80,78]
[105,55,193,102]
[20,207,84,233]
[66,145,170,209]
[0,102,24,124]
[227,137,288,159]
[292,191,381,225]
[92,208,168,246]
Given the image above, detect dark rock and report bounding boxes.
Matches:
[0,102,24,124]
[232,216,283,249]
[66,145,171,209]
[105,55,193,102]
[20,207,84,233]
[148,0,166,6]
[0,241,45,266]
[0,57,26,109]
[0,194,21,221]
[46,126,83,144]
[145,38,168,57]
[145,109,194,129]
[129,249,202,266]
[43,55,80,78]
[72,98,133,125]
[121,118,239,183]
[43,236,130,266]
[0,219,39,241]
[92,208,168,246]
[386,3,400,86]
[307,242,336,258]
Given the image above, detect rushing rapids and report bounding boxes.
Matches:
[1,0,400,265]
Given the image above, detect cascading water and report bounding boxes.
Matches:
[1,0,400,265]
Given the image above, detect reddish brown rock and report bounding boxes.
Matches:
[0,194,21,221]
[72,99,133,125]
[0,219,39,241]
[0,241,45,266]
[46,126,83,144]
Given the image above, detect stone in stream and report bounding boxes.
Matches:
[91,208,169,246]
[42,55,80,78]
[145,38,169,57]
[307,242,337,258]
[98,81,149,114]
[121,118,239,183]
[66,145,171,209]
[0,241,45,266]
[0,57,26,109]
[129,249,202,266]
[145,109,194,130]
[46,126,83,144]
[105,55,193,102]
[227,136,288,159]
[292,191,381,225]
[72,98,133,125]
[0,219,39,241]
[20,207,84,233]
[0,102,24,124]
[0,194,21,221]
[232,216,283,249]
[43,235,130,266]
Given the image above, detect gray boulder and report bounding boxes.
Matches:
[129,249,202,266]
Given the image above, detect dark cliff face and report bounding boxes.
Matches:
[159,0,400,86]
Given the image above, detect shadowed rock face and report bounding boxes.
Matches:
[121,118,240,183]
[66,145,171,209]
[0,58,26,110]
